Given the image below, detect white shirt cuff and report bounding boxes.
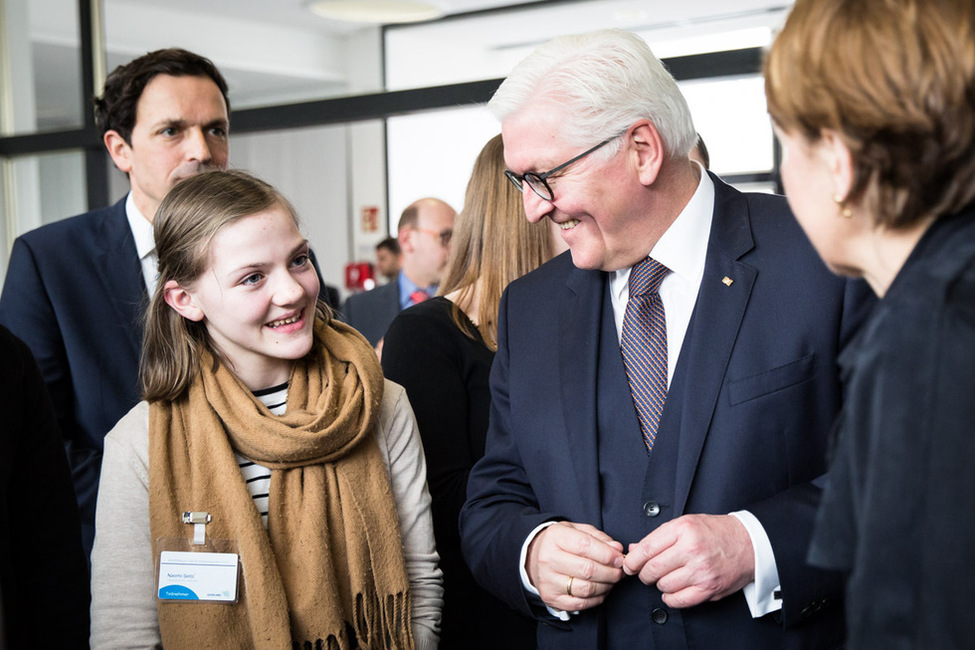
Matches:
[730,510,782,617]
[520,521,574,621]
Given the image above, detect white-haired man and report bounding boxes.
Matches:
[460,29,869,649]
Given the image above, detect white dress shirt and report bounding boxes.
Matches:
[124,193,159,295]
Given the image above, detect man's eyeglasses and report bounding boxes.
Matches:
[504,133,622,202]
[414,227,452,247]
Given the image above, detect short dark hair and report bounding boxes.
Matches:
[376,237,401,255]
[397,203,420,231]
[94,48,230,144]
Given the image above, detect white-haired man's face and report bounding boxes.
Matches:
[501,104,663,273]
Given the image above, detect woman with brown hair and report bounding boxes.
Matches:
[90,169,442,649]
[765,0,975,646]
[382,133,555,648]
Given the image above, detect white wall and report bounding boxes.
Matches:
[231,125,350,297]
[344,27,390,276]
[38,150,87,222]
[387,105,501,223]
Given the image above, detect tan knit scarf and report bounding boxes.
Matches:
[148,320,413,649]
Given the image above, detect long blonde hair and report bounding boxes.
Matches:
[438,134,553,349]
[140,169,330,402]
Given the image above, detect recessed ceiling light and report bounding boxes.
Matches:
[612,9,649,23]
[308,0,445,24]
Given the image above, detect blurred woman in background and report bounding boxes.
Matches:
[383,133,556,648]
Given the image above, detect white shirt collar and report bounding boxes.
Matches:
[125,193,160,293]
[611,162,714,300]
[124,192,155,261]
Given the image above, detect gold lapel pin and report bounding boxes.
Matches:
[722,276,734,287]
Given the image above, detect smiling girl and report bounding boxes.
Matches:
[90,170,442,649]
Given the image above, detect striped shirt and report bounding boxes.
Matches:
[234,382,287,528]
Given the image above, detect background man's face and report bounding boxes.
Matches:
[107,74,229,221]
[402,201,455,287]
[375,248,401,279]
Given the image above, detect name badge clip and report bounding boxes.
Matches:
[181,511,211,546]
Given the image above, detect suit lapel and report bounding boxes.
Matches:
[93,199,148,361]
[666,176,756,515]
[383,281,403,323]
[558,264,606,526]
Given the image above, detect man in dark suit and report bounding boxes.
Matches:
[374,236,402,282]
[459,30,866,649]
[344,197,455,349]
[0,48,231,557]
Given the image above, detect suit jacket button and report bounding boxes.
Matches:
[643,501,661,517]
[651,608,668,624]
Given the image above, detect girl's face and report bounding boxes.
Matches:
[176,206,320,390]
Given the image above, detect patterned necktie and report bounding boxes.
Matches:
[620,256,670,453]
[409,289,430,305]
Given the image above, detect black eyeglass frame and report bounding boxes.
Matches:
[504,132,623,202]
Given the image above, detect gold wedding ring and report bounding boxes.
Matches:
[566,575,574,597]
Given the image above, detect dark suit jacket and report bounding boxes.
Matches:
[320,283,342,312]
[0,326,90,648]
[0,199,144,556]
[809,205,975,648]
[460,175,867,649]
[343,279,402,346]
[307,249,342,312]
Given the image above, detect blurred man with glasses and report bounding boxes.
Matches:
[460,29,870,649]
[345,197,455,353]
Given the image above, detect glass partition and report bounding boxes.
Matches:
[385,0,788,91]
[680,75,773,176]
[0,149,87,276]
[387,105,500,229]
[232,124,354,296]
[101,2,361,110]
[3,0,86,135]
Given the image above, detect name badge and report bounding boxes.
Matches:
[157,550,239,602]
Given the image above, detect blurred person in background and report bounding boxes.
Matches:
[376,237,403,283]
[383,133,554,648]
[345,198,456,351]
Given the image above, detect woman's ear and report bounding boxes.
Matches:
[821,128,854,201]
[163,280,205,322]
[629,120,665,186]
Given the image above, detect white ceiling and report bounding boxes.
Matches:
[23,0,793,129]
[109,0,539,33]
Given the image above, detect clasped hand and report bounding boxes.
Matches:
[623,513,755,608]
[525,522,625,612]
[526,515,755,612]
